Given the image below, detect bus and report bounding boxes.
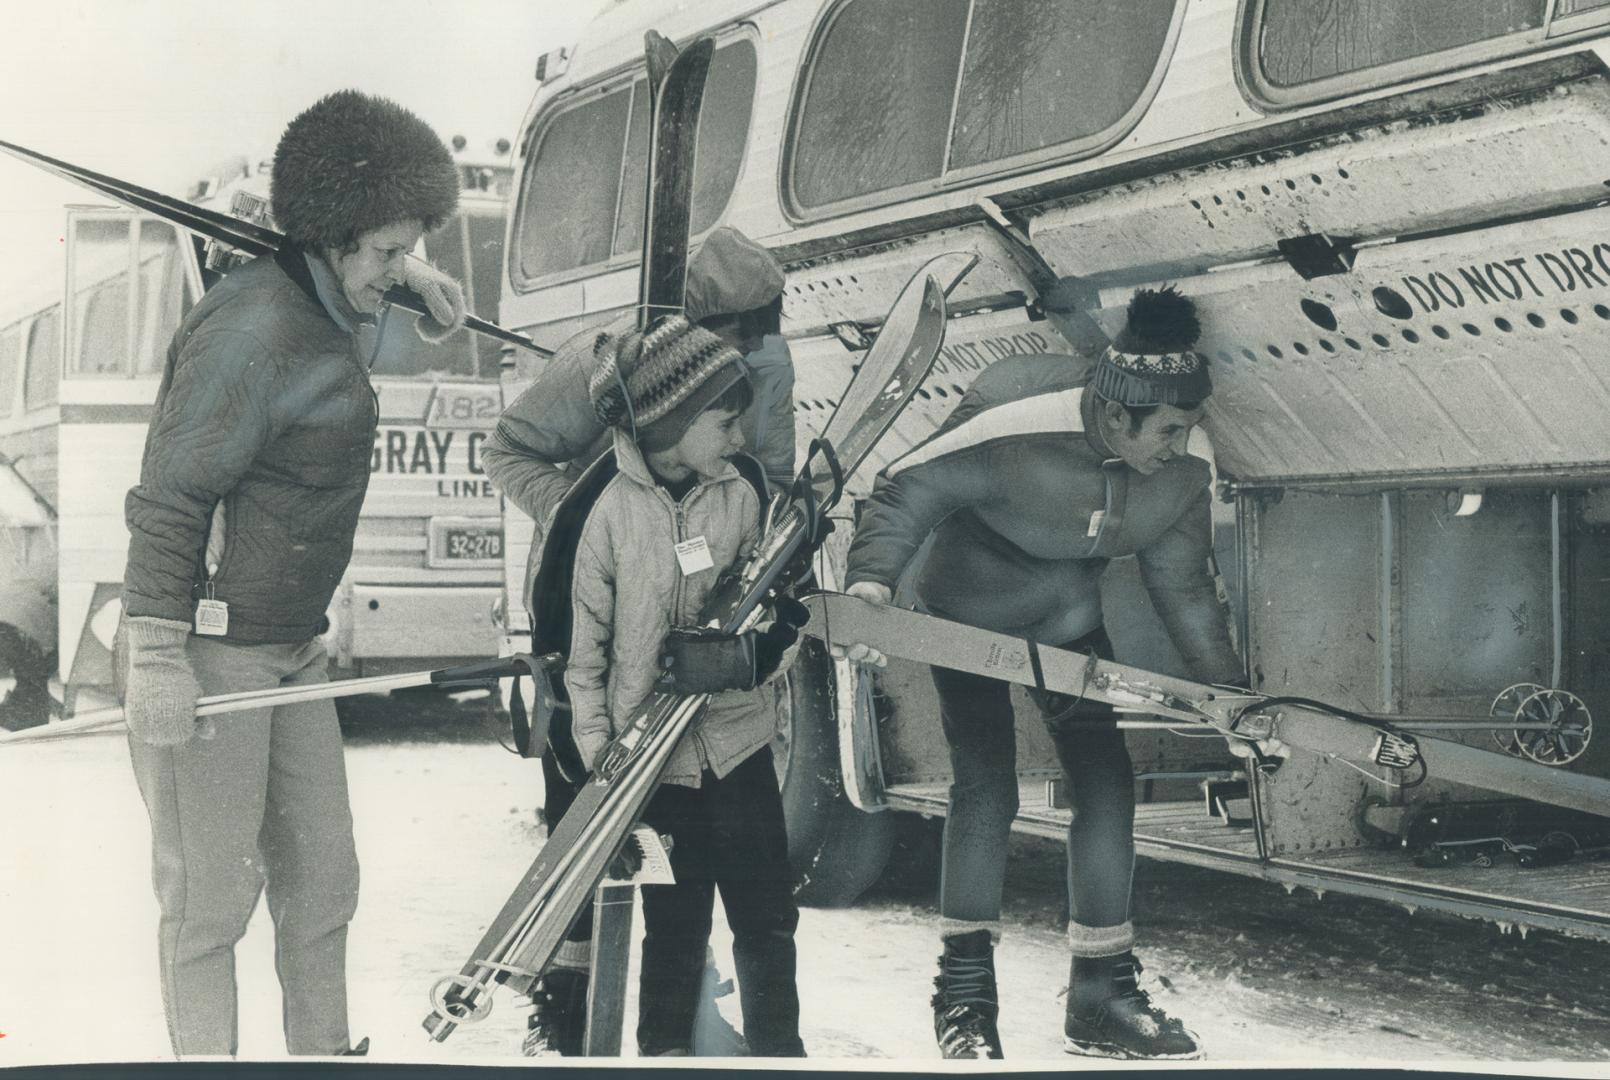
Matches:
[0,136,515,725]
[492,0,1610,940]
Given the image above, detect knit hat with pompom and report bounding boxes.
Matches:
[588,314,748,452]
[1091,286,1212,407]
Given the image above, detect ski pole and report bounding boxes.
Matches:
[0,653,558,746]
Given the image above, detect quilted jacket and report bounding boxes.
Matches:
[122,248,378,642]
[846,353,1241,684]
[565,430,778,788]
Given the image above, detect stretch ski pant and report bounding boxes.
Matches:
[932,626,1135,938]
[637,747,804,1058]
[126,635,359,1057]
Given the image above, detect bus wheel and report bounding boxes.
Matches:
[773,639,895,908]
[0,624,54,732]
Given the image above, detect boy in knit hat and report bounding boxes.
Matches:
[543,314,807,1057]
[843,286,1241,1062]
[479,227,793,1055]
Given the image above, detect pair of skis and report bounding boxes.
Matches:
[796,593,1610,820]
[0,141,550,358]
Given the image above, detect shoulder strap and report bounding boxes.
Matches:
[730,451,769,517]
[530,448,621,658]
[528,448,620,780]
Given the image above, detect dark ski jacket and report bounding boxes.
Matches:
[846,353,1240,684]
[122,249,378,642]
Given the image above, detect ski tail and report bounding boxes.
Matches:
[638,36,714,327]
[0,137,554,357]
[807,251,976,504]
[0,137,279,253]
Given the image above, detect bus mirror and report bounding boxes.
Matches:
[534,46,569,84]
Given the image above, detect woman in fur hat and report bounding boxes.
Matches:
[117,89,464,1059]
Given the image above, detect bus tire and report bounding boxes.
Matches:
[776,639,895,908]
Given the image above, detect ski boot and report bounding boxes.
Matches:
[521,968,590,1057]
[1063,952,1201,1060]
[930,929,1004,1059]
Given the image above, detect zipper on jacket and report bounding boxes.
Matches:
[669,483,721,779]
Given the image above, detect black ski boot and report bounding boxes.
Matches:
[522,968,590,1057]
[929,929,1004,1059]
[1063,952,1201,1060]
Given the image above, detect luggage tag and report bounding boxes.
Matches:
[195,582,229,636]
[1086,509,1106,538]
[674,535,715,576]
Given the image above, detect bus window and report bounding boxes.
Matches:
[514,37,757,288]
[787,0,1179,216]
[952,0,1177,169]
[517,86,631,280]
[77,279,131,376]
[69,217,133,376]
[1559,0,1610,14]
[690,41,758,236]
[424,214,469,285]
[791,0,966,208]
[369,308,477,378]
[465,209,507,372]
[23,309,60,410]
[0,323,19,417]
[1246,0,1548,105]
[134,220,194,375]
[611,78,651,259]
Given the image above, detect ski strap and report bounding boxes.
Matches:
[1027,639,1048,696]
[507,655,560,759]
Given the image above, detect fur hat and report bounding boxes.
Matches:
[589,314,748,451]
[271,90,459,251]
[1091,286,1212,407]
[685,227,785,323]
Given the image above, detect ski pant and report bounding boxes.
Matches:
[636,746,804,1057]
[932,626,1135,938]
[126,635,359,1057]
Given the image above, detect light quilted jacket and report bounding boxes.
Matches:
[565,431,779,788]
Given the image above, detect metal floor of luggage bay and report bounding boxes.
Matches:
[883,780,1610,942]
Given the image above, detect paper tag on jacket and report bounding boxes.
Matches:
[195,598,229,636]
[1086,510,1106,538]
[674,536,714,576]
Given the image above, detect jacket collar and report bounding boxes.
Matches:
[1078,382,1125,465]
[273,241,370,334]
[611,428,740,493]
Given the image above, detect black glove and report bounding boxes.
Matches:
[607,833,644,881]
[660,596,811,694]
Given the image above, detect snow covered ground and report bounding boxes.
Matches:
[5,700,1610,1070]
